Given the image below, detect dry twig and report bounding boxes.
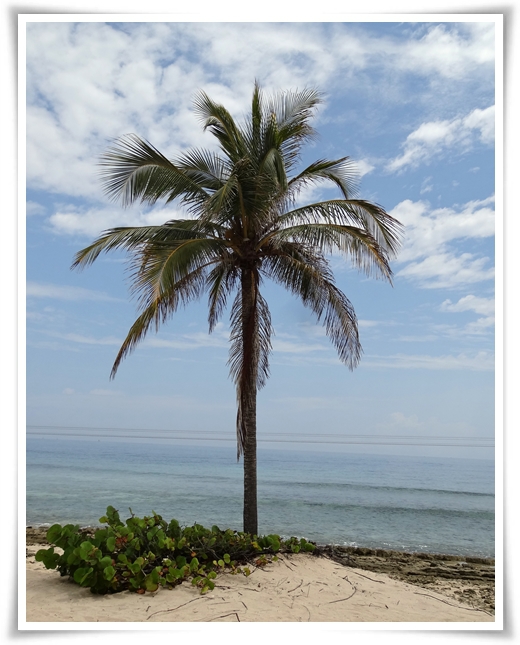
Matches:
[207,611,240,622]
[146,596,204,621]
[413,592,494,616]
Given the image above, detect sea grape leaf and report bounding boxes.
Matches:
[79,541,94,559]
[106,506,121,525]
[144,577,159,592]
[67,551,81,566]
[106,537,116,551]
[73,566,93,586]
[46,524,63,544]
[35,547,59,569]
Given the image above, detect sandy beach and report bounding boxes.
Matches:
[25,531,495,624]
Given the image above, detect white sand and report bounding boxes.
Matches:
[25,546,494,623]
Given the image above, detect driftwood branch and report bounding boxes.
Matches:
[146,596,204,620]
[347,570,385,584]
[207,611,240,622]
[413,592,494,616]
[287,579,303,594]
[324,587,357,604]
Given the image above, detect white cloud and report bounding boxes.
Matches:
[376,412,483,441]
[420,177,433,194]
[61,333,121,346]
[394,22,495,79]
[89,389,122,396]
[393,196,494,261]
[387,105,494,173]
[355,159,375,178]
[396,252,494,289]
[143,332,228,351]
[440,295,495,336]
[464,316,495,335]
[397,334,438,343]
[26,201,46,217]
[272,338,326,354]
[48,204,185,237]
[269,396,337,410]
[363,351,494,371]
[382,412,424,430]
[27,281,122,302]
[358,320,379,328]
[292,182,329,210]
[391,196,494,288]
[144,328,328,356]
[441,295,494,316]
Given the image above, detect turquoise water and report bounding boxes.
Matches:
[26,438,495,557]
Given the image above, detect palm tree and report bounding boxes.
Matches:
[72,83,403,536]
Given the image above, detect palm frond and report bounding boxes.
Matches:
[267,88,322,168]
[203,174,240,224]
[258,147,288,192]
[227,286,273,392]
[71,220,224,270]
[129,238,227,312]
[277,199,403,258]
[206,263,238,333]
[71,226,173,270]
[270,223,393,281]
[109,300,160,378]
[250,80,263,156]
[98,134,209,207]
[228,276,273,458]
[109,261,211,378]
[288,157,360,200]
[192,91,247,161]
[262,243,361,369]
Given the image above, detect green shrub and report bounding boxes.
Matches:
[35,506,316,595]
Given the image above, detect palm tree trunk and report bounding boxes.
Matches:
[241,267,258,536]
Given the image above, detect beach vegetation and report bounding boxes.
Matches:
[35,506,316,595]
[71,83,402,535]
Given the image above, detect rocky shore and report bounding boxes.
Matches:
[26,527,495,616]
[318,545,495,614]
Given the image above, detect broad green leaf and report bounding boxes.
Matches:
[106,537,116,551]
[145,575,159,592]
[46,524,63,544]
[74,566,94,586]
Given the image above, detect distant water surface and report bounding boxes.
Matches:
[26,438,495,557]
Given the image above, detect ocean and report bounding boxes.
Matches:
[25,437,495,558]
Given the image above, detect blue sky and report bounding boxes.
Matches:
[24,18,499,459]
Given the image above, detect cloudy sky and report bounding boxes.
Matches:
[23,17,499,459]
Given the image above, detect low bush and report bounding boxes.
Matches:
[35,506,316,595]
